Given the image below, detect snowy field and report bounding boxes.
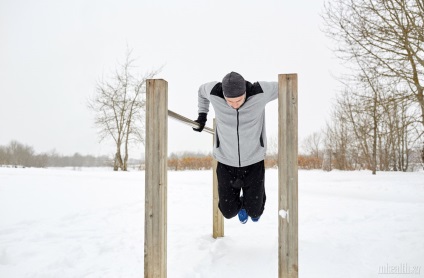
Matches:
[0,167,423,278]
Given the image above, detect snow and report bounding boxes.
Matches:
[0,167,423,277]
[278,209,288,220]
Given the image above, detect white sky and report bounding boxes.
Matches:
[0,0,343,158]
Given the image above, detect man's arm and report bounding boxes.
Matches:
[258,81,279,103]
[193,82,214,132]
[197,83,211,114]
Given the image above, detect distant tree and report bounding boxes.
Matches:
[6,140,35,167]
[168,153,180,171]
[322,102,359,171]
[301,132,323,159]
[0,146,9,165]
[88,49,160,171]
[33,153,48,168]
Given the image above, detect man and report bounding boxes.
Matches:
[193,71,278,224]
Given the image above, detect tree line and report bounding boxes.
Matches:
[166,151,330,171]
[0,140,112,168]
[3,138,420,172]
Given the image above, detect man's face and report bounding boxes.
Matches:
[225,93,246,109]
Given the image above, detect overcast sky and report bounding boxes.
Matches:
[0,0,343,158]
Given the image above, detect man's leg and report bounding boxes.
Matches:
[241,160,266,219]
[216,162,242,219]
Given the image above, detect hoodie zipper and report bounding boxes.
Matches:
[237,109,241,167]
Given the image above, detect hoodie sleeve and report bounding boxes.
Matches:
[258,81,278,103]
[197,82,218,114]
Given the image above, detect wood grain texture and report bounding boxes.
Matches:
[278,74,298,278]
[145,79,168,278]
[212,118,224,238]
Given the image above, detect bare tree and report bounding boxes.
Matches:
[322,0,424,128]
[323,105,355,171]
[301,132,324,169]
[339,65,387,174]
[326,69,422,172]
[8,140,35,167]
[88,50,160,171]
[0,146,8,165]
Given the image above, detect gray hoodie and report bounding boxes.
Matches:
[198,81,278,167]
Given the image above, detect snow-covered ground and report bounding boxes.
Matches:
[0,167,423,278]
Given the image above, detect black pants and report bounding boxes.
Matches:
[216,160,266,219]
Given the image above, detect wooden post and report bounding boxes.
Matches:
[212,119,224,238]
[278,74,298,278]
[145,79,168,278]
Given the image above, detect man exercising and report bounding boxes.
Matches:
[193,72,278,224]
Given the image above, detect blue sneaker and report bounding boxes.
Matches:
[251,216,261,222]
[238,208,248,224]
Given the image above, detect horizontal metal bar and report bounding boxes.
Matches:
[168,110,214,135]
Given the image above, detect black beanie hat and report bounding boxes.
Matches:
[222,72,246,98]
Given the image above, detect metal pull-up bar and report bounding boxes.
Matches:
[168,110,214,135]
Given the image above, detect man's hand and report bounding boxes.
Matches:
[193,113,207,132]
